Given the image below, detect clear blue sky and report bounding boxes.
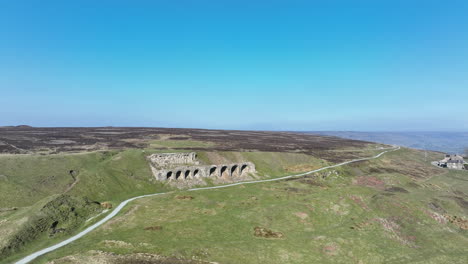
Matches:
[1,0,467,131]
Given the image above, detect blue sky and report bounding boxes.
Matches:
[1,0,467,131]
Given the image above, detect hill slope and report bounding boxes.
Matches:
[1,128,382,262]
[8,148,468,264]
[1,128,466,263]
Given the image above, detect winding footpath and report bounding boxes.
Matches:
[15,146,400,264]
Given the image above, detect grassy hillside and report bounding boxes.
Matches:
[0,150,167,208]
[1,143,354,262]
[0,195,101,260]
[20,148,467,264]
[0,149,166,261]
[0,147,337,209]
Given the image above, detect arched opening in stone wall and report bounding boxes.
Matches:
[220,166,229,178]
[231,165,239,177]
[175,171,182,180]
[240,164,248,175]
[193,169,200,178]
[209,166,217,177]
[185,170,190,179]
[166,171,173,180]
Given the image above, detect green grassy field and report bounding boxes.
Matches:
[12,148,467,264]
[0,147,331,209]
[0,150,166,208]
[1,142,351,262]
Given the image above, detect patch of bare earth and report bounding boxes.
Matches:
[47,250,215,264]
[349,195,370,211]
[175,195,194,200]
[101,240,134,249]
[354,176,385,190]
[373,218,418,248]
[367,158,442,179]
[253,226,284,239]
[285,164,321,173]
[144,225,163,231]
[444,215,468,230]
[322,243,339,256]
[424,210,448,224]
[294,212,309,223]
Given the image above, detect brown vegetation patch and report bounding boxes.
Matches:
[355,176,385,190]
[175,195,194,200]
[349,195,370,211]
[0,127,372,162]
[300,178,328,187]
[101,202,113,209]
[285,174,312,182]
[351,219,374,230]
[48,250,212,264]
[445,215,468,230]
[253,226,284,239]
[322,243,339,256]
[450,196,468,210]
[453,190,466,197]
[425,210,448,224]
[406,182,422,188]
[285,174,328,187]
[284,187,307,193]
[373,218,417,247]
[426,210,468,230]
[144,226,163,231]
[168,137,189,140]
[428,201,446,214]
[366,158,441,179]
[285,164,320,173]
[294,212,309,220]
[101,240,134,249]
[385,187,409,193]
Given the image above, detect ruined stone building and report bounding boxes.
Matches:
[437,154,465,170]
[147,152,255,181]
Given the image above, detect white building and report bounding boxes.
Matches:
[438,154,465,170]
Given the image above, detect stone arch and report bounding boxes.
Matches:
[175,171,182,180]
[230,165,239,177]
[193,169,200,178]
[209,166,217,177]
[240,164,249,175]
[184,170,191,179]
[166,171,173,180]
[220,165,229,178]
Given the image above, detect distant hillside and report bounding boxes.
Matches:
[306,131,468,154]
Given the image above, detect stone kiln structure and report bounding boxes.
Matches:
[147,152,255,182]
[148,152,199,167]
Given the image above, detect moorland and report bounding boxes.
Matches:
[0,127,466,264]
